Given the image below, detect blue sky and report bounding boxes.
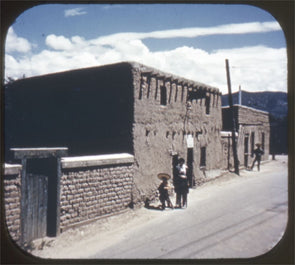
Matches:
[5,3,287,93]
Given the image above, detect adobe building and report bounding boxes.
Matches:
[5,61,223,203]
[221,105,270,170]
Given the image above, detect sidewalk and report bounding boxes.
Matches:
[29,155,288,259]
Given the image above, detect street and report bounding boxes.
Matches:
[90,156,288,259]
[30,156,288,259]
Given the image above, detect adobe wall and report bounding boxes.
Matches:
[221,131,235,170]
[60,153,134,231]
[4,63,135,161]
[222,105,270,168]
[3,164,22,245]
[130,63,223,201]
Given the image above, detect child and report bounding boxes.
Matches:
[158,177,174,210]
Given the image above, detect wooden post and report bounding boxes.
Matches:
[20,158,27,246]
[238,85,242,105]
[55,157,62,236]
[225,59,239,175]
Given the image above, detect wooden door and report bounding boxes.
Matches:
[187,148,194,188]
[23,173,48,244]
[244,136,249,168]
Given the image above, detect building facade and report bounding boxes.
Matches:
[222,105,270,170]
[131,63,223,201]
[5,61,223,203]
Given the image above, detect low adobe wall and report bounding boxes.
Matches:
[60,153,134,231]
[3,164,22,244]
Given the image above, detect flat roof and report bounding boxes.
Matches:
[222,104,269,115]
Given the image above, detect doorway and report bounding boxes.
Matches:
[244,135,249,168]
[11,147,67,245]
[187,148,194,188]
[172,154,179,188]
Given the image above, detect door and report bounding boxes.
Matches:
[22,157,59,245]
[23,173,48,244]
[187,148,194,188]
[172,154,179,189]
[244,136,249,168]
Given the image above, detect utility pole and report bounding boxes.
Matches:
[225,59,239,175]
[238,85,242,105]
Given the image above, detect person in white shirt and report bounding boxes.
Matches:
[175,158,189,208]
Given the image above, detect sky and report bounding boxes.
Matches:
[5,4,287,94]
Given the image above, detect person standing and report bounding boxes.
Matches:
[251,143,264,171]
[175,158,189,208]
[158,177,173,210]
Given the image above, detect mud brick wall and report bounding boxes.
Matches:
[222,105,270,168]
[4,164,22,244]
[220,131,239,170]
[60,153,134,231]
[236,105,270,161]
[131,63,223,200]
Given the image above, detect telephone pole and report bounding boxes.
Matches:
[225,59,239,175]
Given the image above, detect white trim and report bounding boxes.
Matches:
[61,153,134,169]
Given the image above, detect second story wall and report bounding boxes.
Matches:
[130,63,223,201]
[4,63,135,161]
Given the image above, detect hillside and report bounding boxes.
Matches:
[221,91,287,119]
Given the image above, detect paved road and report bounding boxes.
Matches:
[91,157,288,259]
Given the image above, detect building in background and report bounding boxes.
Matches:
[221,105,270,170]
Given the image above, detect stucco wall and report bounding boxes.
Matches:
[3,164,22,244]
[222,105,270,169]
[60,154,134,231]
[131,63,223,201]
[4,63,134,161]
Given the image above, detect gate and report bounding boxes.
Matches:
[23,173,48,243]
[10,148,68,246]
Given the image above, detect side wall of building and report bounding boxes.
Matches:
[60,154,134,231]
[220,132,235,170]
[236,106,270,167]
[4,63,135,161]
[222,105,270,169]
[131,64,223,201]
[3,164,22,245]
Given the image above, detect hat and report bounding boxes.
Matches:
[157,173,171,180]
[256,143,261,147]
[178,158,185,163]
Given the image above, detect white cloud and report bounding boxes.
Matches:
[5,27,32,53]
[64,8,87,17]
[5,21,287,93]
[93,21,281,44]
[45,35,73,50]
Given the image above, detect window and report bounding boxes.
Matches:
[160,86,167,106]
[174,85,178,102]
[205,95,210,114]
[200,147,206,167]
[251,132,255,153]
[262,132,265,150]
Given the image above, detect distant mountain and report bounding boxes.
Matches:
[221,91,288,119]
